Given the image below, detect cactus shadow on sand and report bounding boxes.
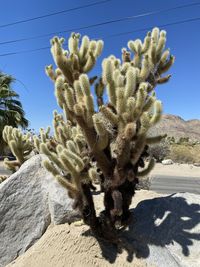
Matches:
[82,194,200,264]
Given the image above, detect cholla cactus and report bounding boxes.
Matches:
[2,126,33,172]
[40,28,174,242]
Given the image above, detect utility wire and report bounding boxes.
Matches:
[0,16,200,57]
[0,1,200,46]
[106,16,200,38]
[0,0,111,29]
[0,46,49,57]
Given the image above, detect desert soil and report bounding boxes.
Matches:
[3,163,200,267]
[7,190,161,267]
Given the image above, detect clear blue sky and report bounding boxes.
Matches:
[1,0,200,130]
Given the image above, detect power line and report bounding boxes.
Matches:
[106,16,200,38]
[0,0,111,29]
[0,1,200,46]
[0,16,200,57]
[0,46,49,57]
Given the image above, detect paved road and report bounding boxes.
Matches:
[0,162,11,176]
[150,175,200,195]
[1,160,200,195]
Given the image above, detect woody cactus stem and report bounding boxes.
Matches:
[41,29,174,241]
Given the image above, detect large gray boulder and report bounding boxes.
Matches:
[125,192,200,267]
[0,154,80,267]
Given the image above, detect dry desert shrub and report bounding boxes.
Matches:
[148,140,170,162]
[170,144,200,164]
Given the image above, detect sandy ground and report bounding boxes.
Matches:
[3,162,199,266]
[151,163,200,178]
[7,190,161,267]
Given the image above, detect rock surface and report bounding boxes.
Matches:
[128,192,200,267]
[0,155,80,267]
[6,192,200,267]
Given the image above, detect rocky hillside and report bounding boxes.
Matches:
[151,114,200,141]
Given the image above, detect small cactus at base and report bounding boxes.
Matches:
[2,126,34,172]
[39,29,174,242]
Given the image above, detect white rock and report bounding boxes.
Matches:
[0,155,80,267]
[193,163,200,167]
[162,159,174,165]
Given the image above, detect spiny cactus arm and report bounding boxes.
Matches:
[143,94,156,112]
[92,114,109,151]
[79,74,94,119]
[40,143,68,171]
[102,59,117,106]
[41,142,86,195]
[137,158,155,177]
[66,140,78,154]
[51,71,112,177]
[125,68,137,98]
[33,135,40,152]
[2,125,11,144]
[47,34,104,89]
[140,55,153,82]
[126,28,174,89]
[158,55,175,75]
[56,175,79,196]
[45,65,57,81]
[82,51,96,73]
[146,134,167,144]
[4,158,20,173]
[157,74,171,84]
[135,83,147,110]
[43,159,60,176]
[131,135,147,165]
[99,106,118,126]
[75,115,112,178]
[33,127,56,154]
[142,31,151,53]
[82,40,104,73]
[79,35,89,60]
[50,37,74,85]
[63,148,85,172]
[88,167,100,184]
[43,159,78,196]
[111,190,123,217]
[114,122,136,168]
[150,100,162,125]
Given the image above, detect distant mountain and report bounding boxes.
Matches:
[151,114,200,141]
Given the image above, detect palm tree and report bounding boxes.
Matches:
[0,72,29,155]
